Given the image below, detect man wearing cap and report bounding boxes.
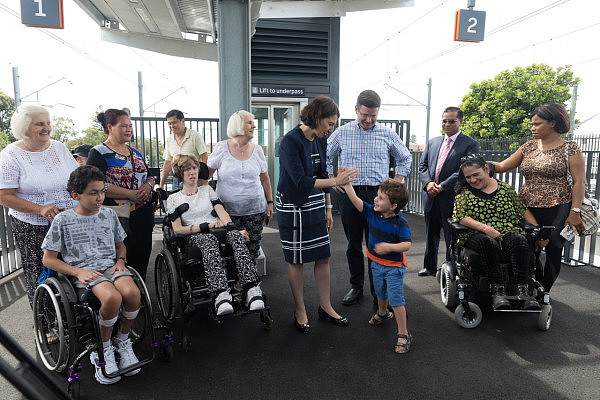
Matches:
[72,144,93,166]
[159,109,208,189]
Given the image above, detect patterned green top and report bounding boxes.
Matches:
[452,180,527,245]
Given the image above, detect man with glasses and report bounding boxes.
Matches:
[159,109,208,190]
[327,90,412,305]
[417,107,479,276]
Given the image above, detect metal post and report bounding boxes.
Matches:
[568,82,578,139]
[137,71,146,156]
[425,77,432,143]
[12,67,21,108]
[467,0,476,9]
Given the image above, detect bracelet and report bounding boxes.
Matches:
[190,225,194,233]
[326,205,333,209]
[267,200,274,204]
[118,256,126,260]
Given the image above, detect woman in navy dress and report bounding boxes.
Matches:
[276,96,358,334]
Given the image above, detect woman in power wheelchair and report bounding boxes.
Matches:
[155,154,271,348]
[439,154,553,330]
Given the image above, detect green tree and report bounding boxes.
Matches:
[460,64,579,139]
[0,90,16,141]
[51,116,77,142]
[0,131,10,151]
[63,126,106,150]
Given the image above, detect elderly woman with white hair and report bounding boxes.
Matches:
[207,110,273,268]
[0,105,78,306]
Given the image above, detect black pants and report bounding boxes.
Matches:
[338,187,377,298]
[125,202,155,280]
[528,204,570,291]
[423,196,453,272]
[465,232,529,284]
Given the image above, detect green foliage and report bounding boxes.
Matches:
[460,64,579,139]
[0,131,11,151]
[51,116,77,142]
[63,126,106,150]
[0,90,16,142]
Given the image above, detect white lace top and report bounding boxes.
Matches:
[0,140,79,226]
[207,140,267,216]
[166,185,219,226]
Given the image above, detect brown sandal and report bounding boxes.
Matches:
[394,333,412,354]
[368,311,394,326]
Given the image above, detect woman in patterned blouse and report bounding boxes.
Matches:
[453,154,540,310]
[493,103,585,291]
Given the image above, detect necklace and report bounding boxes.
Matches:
[182,190,198,196]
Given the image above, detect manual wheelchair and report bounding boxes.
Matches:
[154,189,273,351]
[33,266,173,399]
[437,219,554,331]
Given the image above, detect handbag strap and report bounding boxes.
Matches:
[565,141,573,187]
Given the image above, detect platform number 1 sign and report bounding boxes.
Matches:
[20,0,64,29]
[454,9,486,42]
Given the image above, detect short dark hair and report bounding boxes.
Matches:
[67,165,105,194]
[97,109,129,135]
[299,96,340,129]
[443,106,463,120]
[531,103,570,134]
[166,109,184,120]
[356,90,381,109]
[379,179,409,211]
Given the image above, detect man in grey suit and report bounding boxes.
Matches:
[418,107,479,276]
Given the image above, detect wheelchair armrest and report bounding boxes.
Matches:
[447,218,469,232]
[519,220,538,233]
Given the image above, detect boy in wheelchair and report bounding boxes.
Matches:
[166,154,264,317]
[41,165,141,385]
[452,154,548,311]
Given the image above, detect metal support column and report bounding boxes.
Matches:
[217,0,252,141]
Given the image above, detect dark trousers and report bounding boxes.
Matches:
[339,188,377,298]
[465,232,529,284]
[125,202,155,280]
[423,196,453,272]
[529,204,570,291]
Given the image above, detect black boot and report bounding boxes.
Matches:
[490,284,511,310]
[516,284,540,310]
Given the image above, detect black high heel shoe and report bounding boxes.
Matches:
[294,313,311,334]
[318,306,349,327]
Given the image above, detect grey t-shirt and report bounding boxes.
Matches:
[42,208,127,271]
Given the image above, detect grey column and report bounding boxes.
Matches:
[217,0,252,141]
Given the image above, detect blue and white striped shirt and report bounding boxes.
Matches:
[326,120,412,185]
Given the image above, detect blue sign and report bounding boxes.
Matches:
[21,0,64,29]
[454,9,486,42]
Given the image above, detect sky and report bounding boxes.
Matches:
[1,0,599,143]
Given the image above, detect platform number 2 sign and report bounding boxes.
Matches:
[454,9,486,42]
[20,0,64,29]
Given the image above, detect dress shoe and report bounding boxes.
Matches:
[318,306,349,327]
[294,313,311,334]
[418,268,436,277]
[342,288,363,305]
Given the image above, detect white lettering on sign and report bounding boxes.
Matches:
[467,17,477,33]
[34,0,46,16]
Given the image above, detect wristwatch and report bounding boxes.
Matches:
[571,207,581,213]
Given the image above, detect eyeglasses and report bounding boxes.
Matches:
[460,153,484,164]
[442,119,459,124]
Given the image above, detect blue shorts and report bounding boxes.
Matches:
[371,261,406,307]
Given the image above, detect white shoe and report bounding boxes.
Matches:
[90,345,121,385]
[114,338,141,376]
[215,290,234,316]
[246,285,265,311]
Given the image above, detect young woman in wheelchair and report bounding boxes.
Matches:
[41,166,142,385]
[166,153,264,317]
[452,154,546,311]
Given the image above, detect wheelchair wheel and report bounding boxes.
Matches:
[155,250,181,324]
[454,302,482,329]
[440,262,458,308]
[537,304,552,331]
[33,280,75,372]
[128,267,152,345]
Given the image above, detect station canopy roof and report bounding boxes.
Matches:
[73,0,413,60]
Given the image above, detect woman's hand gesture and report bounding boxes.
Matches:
[565,211,585,236]
[335,167,359,187]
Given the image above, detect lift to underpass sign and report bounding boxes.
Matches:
[454,9,486,42]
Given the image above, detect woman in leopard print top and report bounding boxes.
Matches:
[494,103,585,291]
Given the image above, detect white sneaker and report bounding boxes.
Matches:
[215,290,234,316]
[246,285,265,311]
[90,345,121,385]
[114,338,141,376]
